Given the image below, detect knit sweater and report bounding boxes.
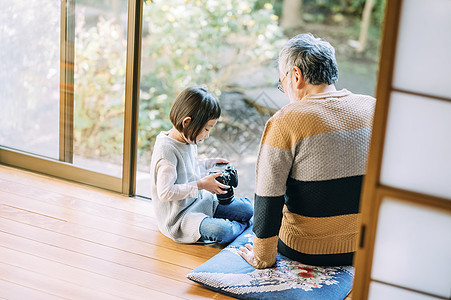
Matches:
[252,89,375,268]
[150,131,218,243]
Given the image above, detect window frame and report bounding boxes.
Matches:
[0,0,143,195]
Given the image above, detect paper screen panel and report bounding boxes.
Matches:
[380,92,451,200]
[371,198,451,298]
[369,281,442,300]
[393,0,451,99]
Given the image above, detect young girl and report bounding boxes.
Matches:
[150,86,253,244]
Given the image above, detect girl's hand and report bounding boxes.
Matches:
[197,173,230,195]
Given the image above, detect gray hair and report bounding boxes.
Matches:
[278,33,338,85]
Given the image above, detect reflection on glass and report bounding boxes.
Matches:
[72,0,128,176]
[371,198,451,299]
[0,1,60,158]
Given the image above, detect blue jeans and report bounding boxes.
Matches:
[199,197,253,244]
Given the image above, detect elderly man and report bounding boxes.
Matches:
[239,33,376,268]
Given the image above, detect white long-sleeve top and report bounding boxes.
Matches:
[154,159,199,201]
[150,131,219,243]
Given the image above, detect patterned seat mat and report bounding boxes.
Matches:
[187,227,354,300]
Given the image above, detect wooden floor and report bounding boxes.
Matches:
[0,164,352,300]
[0,164,234,299]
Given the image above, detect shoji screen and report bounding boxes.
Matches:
[353,0,451,299]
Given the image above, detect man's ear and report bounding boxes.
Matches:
[182,117,191,128]
[293,66,305,89]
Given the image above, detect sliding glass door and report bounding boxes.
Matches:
[135,0,284,198]
[0,0,142,194]
[70,0,128,177]
[0,1,61,159]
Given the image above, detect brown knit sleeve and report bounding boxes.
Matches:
[252,236,279,269]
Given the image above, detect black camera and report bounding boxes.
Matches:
[209,163,238,205]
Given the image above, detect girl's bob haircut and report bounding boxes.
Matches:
[169,86,221,143]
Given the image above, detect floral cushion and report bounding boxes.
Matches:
[187,227,354,300]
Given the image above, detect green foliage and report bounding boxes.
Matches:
[74,14,126,160]
[73,0,385,161]
[139,0,282,153]
[253,0,283,17]
[73,0,282,160]
[303,0,386,26]
[348,0,385,26]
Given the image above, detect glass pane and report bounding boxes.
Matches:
[380,92,451,200]
[136,0,384,198]
[393,0,451,98]
[369,281,441,300]
[72,0,128,177]
[136,0,285,197]
[0,1,60,158]
[371,198,451,299]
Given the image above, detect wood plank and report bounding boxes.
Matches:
[0,178,157,229]
[0,262,124,300]
[0,279,63,300]
[0,216,199,281]
[0,213,230,299]
[0,191,220,259]
[0,230,220,299]
[0,165,234,299]
[0,165,153,216]
[0,246,180,300]
[0,178,224,259]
